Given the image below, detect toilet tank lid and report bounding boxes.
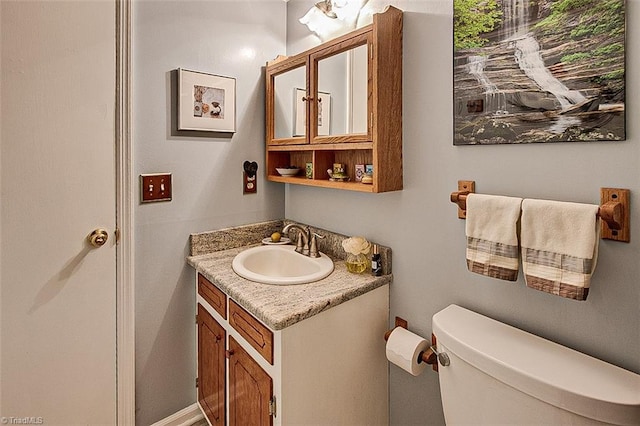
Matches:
[433,305,640,425]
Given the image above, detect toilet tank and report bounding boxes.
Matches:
[432,305,640,425]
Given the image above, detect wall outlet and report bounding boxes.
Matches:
[140,173,172,203]
[243,172,257,194]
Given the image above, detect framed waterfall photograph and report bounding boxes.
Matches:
[178,68,236,132]
[453,0,625,145]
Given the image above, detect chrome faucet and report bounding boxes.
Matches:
[283,223,309,255]
[282,223,324,258]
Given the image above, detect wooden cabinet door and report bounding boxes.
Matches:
[198,304,226,426]
[228,336,273,426]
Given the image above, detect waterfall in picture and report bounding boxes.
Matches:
[467,55,506,114]
[513,35,585,133]
[501,0,528,40]
[513,36,585,109]
[500,0,584,133]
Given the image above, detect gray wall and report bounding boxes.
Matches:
[133,1,639,424]
[286,0,640,425]
[132,1,285,424]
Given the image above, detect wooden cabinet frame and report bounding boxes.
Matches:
[265,6,403,193]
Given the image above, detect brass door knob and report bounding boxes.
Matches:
[88,228,109,247]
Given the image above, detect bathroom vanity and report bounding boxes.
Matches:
[188,220,392,425]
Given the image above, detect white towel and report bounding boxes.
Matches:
[521,199,600,301]
[465,193,523,281]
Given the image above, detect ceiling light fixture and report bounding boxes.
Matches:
[299,0,371,42]
[314,0,337,18]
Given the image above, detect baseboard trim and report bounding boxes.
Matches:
[150,403,205,426]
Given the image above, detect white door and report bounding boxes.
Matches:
[1,1,117,424]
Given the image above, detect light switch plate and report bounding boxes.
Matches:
[140,173,172,203]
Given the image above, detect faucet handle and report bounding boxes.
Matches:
[294,231,305,254]
[309,232,325,258]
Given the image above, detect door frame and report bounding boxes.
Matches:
[116,0,135,423]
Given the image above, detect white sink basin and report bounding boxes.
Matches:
[232,245,334,285]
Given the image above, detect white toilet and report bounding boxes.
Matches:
[432,305,640,425]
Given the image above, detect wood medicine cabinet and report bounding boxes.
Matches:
[265,6,402,193]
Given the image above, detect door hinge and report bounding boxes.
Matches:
[269,396,277,417]
[114,228,121,244]
[195,314,198,324]
[195,377,199,388]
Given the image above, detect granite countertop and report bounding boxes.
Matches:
[187,220,392,331]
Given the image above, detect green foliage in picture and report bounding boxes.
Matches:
[453,0,502,50]
[536,0,624,38]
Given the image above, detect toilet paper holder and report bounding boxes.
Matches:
[384,317,449,371]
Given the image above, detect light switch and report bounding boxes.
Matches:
[140,173,172,203]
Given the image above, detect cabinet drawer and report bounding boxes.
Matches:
[229,299,274,364]
[198,273,227,319]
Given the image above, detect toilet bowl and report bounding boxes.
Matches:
[432,305,640,425]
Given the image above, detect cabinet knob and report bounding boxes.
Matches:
[215,335,222,342]
[225,349,235,359]
[301,96,314,102]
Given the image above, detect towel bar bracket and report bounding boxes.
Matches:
[601,188,630,243]
[454,180,475,219]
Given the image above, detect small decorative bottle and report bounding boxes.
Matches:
[346,253,369,274]
[371,244,382,276]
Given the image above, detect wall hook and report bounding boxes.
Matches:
[243,161,258,178]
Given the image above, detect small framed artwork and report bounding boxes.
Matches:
[178,68,236,132]
[294,88,331,136]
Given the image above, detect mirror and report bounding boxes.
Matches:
[273,65,306,139]
[271,42,369,141]
[317,43,368,136]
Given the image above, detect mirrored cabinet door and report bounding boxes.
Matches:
[310,33,372,144]
[274,66,306,139]
[266,56,308,145]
